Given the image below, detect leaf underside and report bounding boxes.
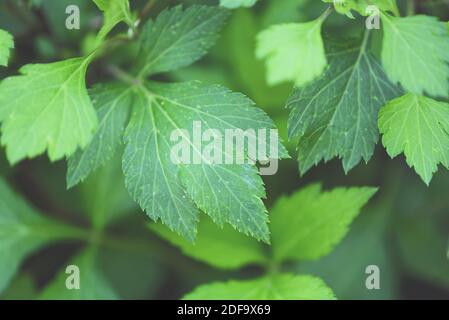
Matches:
[287,38,401,174]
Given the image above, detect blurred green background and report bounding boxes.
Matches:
[0,0,448,300]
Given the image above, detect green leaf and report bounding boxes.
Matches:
[123,81,286,243]
[256,19,327,87]
[221,9,292,110]
[150,216,266,269]
[297,207,398,299]
[123,85,198,243]
[39,248,118,300]
[135,5,229,77]
[378,93,449,185]
[322,0,399,18]
[0,178,86,293]
[381,14,449,97]
[93,0,134,40]
[0,29,13,67]
[220,0,258,9]
[270,184,377,262]
[0,57,98,164]
[287,38,401,174]
[184,274,336,300]
[67,83,133,188]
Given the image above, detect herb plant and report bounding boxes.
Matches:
[0,0,448,300]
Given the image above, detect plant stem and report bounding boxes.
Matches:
[360,28,371,52]
[406,0,415,16]
[266,260,280,276]
[107,64,142,87]
[32,221,91,242]
[318,5,334,24]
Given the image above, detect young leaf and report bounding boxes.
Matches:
[0,57,98,164]
[0,178,86,293]
[287,38,401,174]
[0,29,13,66]
[270,184,377,262]
[135,5,229,77]
[39,248,118,300]
[381,14,449,97]
[322,0,399,18]
[220,0,258,9]
[93,0,134,40]
[184,274,335,300]
[378,93,449,185]
[256,19,327,87]
[67,83,133,188]
[150,216,266,270]
[123,81,286,243]
[222,9,292,109]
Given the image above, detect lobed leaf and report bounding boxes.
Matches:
[67,83,133,188]
[123,81,286,243]
[256,19,327,87]
[381,14,449,97]
[378,93,449,185]
[0,57,98,164]
[297,207,397,299]
[287,38,401,174]
[270,184,377,262]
